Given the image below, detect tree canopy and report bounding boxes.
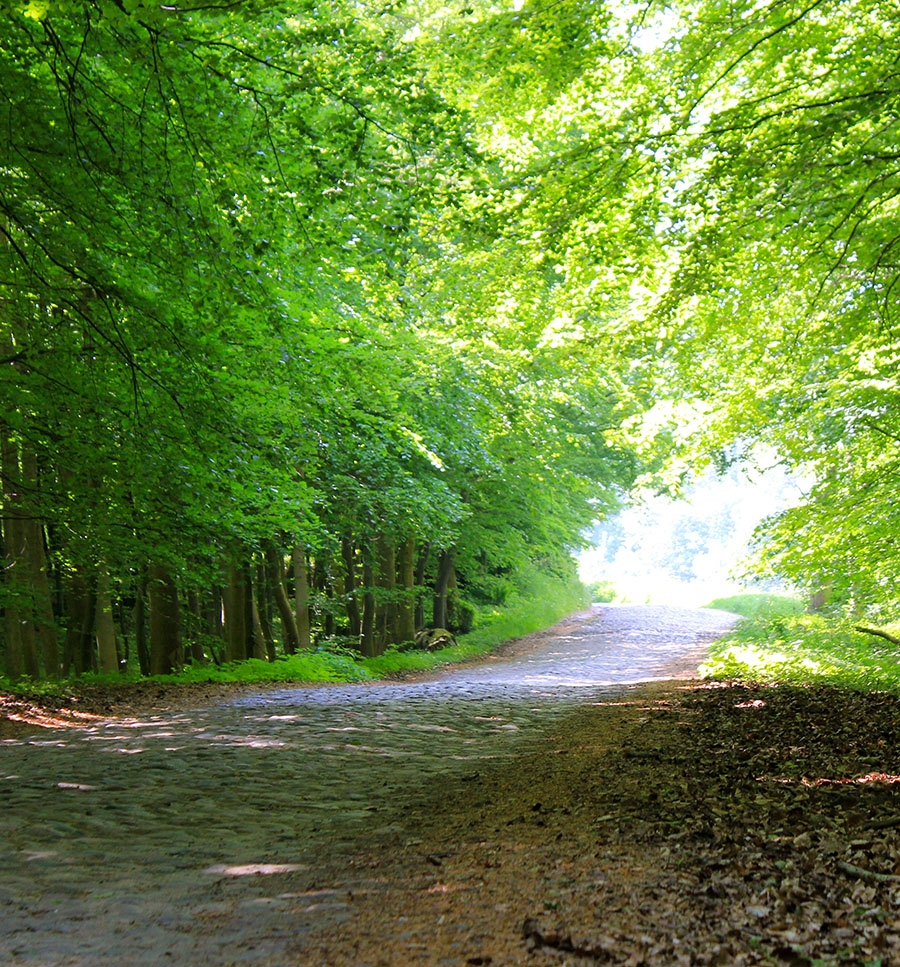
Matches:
[3,0,896,680]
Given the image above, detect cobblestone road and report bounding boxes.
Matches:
[0,604,738,967]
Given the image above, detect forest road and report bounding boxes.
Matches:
[0,603,739,967]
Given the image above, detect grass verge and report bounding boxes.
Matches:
[700,606,900,692]
[705,591,804,619]
[0,573,589,698]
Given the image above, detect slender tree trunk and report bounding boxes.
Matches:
[375,537,396,651]
[433,547,456,630]
[223,556,248,662]
[447,565,461,631]
[187,589,205,662]
[22,447,58,677]
[250,591,267,660]
[396,538,416,644]
[292,546,311,650]
[265,542,300,654]
[253,562,276,661]
[148,564,179,675]
[1,428,40,680]
[316,553,336,637]
[360,555,376,657]
[134,573,150,676]
[95,567,119,674]
[414,541,432,631]
[341,538,362,638]
[63,570,95,678]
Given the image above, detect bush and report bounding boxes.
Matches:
[585,579,617,603]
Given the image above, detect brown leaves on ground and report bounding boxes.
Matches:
[0,680,291,735]
[300,682,900,966]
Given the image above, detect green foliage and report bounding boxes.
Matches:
[627,0,900,622]
[700,614,900,692]
[0,650,373,694]
[462,564,589,648]
[705,594,804,620]
[585,580,617,603]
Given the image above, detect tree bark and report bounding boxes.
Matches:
[432,547,456,630]
[265,542,301,654]
[95,567,119,674]
[375,537,396,652]
[63,569,95,678]
[22,446,58,677]
[254,563,276,661]
[250,588,268,660]
[223,556,248,662]
[396,538,416,644]
[187,589,206,662]
[291,545,311,650]
[148,564,179,675]
[414,541,432,631]
[134,573,150,676]
[1,428,40,680]
[360,555,376,657]
[341,538,361,638]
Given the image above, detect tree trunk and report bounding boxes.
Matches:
[360,555,376,657]
[223,556,248,662]
[1,428,40,680]
[250,588,268,660]
[254,563,276,661]
[414,541,432,631]
[148,564,179,675]
[95,567,119,674]
[22,446,58,677]
[187,589,206,662]
[396,538,416,644]
[375,537,396,651]
[63,569,96,678]
[265,542,301,654]
[341,538,361,638]
[433,547,456,630]
[317,554,336,637]
[134,574,150,676]
[292,546,311,650]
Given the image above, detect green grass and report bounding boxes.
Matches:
[700,610,900,692]
[704,592,805,619]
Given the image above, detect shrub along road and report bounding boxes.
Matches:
[5,606,900,965]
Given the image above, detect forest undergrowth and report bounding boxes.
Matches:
[299,681,900,966]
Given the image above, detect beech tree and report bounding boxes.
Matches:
[0,0,662,678]
[632,0,900,617]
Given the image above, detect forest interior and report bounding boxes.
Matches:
[2,0,899,686]
[4,0,900,964]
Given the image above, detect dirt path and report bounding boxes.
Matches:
[0,607,772,967]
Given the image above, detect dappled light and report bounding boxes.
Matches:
[203,864,304,877]
[3,0,900,963]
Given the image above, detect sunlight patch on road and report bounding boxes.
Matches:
[204,863,305,876]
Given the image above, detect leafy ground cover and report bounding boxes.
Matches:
[301,681,900,966]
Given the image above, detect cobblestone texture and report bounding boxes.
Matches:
[0,604,738,966]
